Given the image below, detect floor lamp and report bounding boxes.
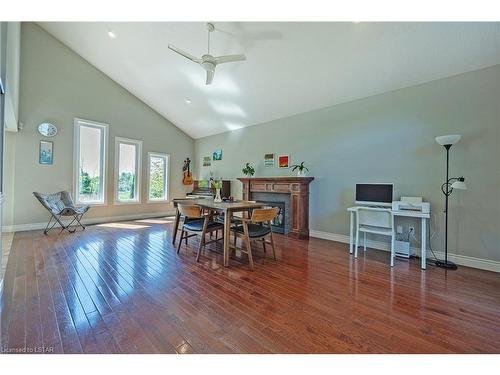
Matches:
[435,134,467,270]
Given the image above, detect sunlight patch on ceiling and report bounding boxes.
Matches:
[225,122,245,131]
[186,71,242,96]
[208,99,248,118]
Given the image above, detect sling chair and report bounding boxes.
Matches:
[33,191,90,234]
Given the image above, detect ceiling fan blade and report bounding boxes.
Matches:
[168,45,201,63]
[214,54,246,64]
[206,69,215,85]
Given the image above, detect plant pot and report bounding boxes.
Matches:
[214,188,222,203]
[297,170,307,177]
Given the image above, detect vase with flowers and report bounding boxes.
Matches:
[212,179,223,202]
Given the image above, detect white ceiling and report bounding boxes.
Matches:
[38,22,500,139]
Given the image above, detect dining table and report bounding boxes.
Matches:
[172,197,266,267]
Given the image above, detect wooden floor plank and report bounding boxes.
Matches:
[1,219,499,354]
[33,242,64,353]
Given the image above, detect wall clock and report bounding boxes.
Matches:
[38,122,58,137]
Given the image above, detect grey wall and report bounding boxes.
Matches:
[195,65,500,262]
[4,23,194,226]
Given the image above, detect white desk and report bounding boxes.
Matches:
[347,206,430,270]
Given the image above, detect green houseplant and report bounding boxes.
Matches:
[291,161,309,177]
[242,162,255,177]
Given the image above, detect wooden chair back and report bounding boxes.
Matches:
[251,207,279,223]
[178,204,202,219]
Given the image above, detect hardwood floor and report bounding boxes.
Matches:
[1,217,499,354]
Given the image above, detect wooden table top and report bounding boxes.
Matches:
[172,197,265,212]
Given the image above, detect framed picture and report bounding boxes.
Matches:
[212,150,222,161]
[39,140,53,165]
[278,154,289,168]
[264,153,275,167]
[202,156,211,167]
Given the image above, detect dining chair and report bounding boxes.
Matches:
[229,206,279,270]
[176,204,225,261]
[355,206,395,266]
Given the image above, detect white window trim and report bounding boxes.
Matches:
[73,118,109,206]
[147,152,170,203]
[114,137,142,205]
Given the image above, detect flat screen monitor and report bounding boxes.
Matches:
[355,183,393,206]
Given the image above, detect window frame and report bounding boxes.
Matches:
[114,137,142,205]
[147,152,170,203]
[73,118,109,206]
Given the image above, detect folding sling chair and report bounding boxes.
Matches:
[33,191,90,234]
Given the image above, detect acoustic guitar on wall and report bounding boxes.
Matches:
[182,157,194,185]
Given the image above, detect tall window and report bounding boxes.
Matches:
[148,152,169,202]
[74,118,108,205]
[115,137,142,204]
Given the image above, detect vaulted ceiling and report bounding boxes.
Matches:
[38,22,500,139]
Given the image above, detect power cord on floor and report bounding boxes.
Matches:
[408,216,439,265]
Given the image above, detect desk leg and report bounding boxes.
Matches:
[223,210,231,267]
[172,207,180,245]
[421,217,427,270]
[349,211,354,254]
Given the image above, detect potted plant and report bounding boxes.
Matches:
[242,162,255,177]
[291,161,309,177]
[212,179,223,203]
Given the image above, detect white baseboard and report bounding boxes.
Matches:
[310,229,500,273]
[2,210,177,233]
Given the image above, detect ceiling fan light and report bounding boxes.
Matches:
[202,61,216,72]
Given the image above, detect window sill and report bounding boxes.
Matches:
[114,200,142,206]
[147,199,170,204]
[76,202,107,207]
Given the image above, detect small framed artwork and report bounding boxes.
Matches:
[202,156,211,167]
[212,150,222,161]
[39,140,54,165]
[264,153,275,167]
[278,154,289,168]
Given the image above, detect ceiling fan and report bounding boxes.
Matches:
[168,23,246,85]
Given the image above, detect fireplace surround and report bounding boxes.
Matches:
[237,177,314,239]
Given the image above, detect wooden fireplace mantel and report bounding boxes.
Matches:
[237,177,314,239]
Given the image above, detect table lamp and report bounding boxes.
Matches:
[435,134,467,270]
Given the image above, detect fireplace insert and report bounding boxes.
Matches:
[260,201,285,234]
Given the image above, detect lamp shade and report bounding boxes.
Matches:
[436,134,461,146]
[451,180,467,190]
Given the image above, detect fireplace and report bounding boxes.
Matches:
[259,200,286,234]
[238,177,314,239]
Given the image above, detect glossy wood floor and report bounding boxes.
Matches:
[1,217,499,354]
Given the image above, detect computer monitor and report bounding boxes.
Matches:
[355,183,393,207]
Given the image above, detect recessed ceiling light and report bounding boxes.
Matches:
[185,98,192,104]
[108,30,117,39]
